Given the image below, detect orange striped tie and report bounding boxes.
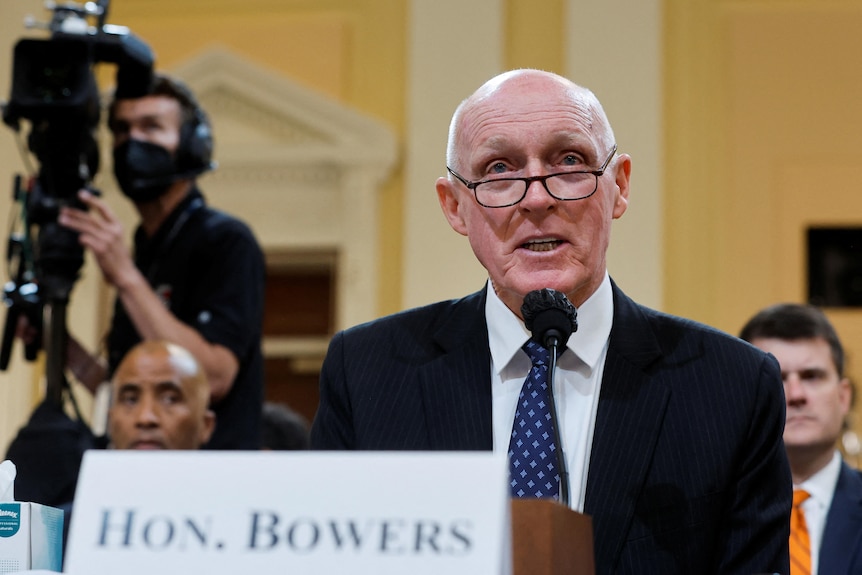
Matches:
[790,489,811,575]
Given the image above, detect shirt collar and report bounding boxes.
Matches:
[486,273,614,375]
[798,450,842,508]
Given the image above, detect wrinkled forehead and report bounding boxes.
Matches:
[452,72,610,162]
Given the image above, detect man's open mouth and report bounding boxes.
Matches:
[522,239,562,252]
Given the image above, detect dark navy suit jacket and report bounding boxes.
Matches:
[820,461,862,574]
[311,282,792,574]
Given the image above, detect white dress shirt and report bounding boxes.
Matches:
[487,274,613,511]
[797,450,842,575]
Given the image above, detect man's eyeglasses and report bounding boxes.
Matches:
[447,144,617,208]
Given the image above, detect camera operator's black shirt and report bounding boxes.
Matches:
[106,187,265,449]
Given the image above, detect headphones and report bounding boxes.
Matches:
[176,103,214,176]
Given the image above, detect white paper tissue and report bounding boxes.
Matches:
[0,459,15,501]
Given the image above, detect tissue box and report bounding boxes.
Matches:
[0,502,63,573]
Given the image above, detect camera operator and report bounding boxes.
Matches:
[54,73,265,450]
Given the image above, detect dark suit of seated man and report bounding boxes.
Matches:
[741,303,862,575]
[310,69,792,574]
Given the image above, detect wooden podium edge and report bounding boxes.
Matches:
[511,499,595,575]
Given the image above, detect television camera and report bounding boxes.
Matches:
[0,0,154,403]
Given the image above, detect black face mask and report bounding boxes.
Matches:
[113,139,179,203]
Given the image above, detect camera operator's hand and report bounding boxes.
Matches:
[58,189,141,290]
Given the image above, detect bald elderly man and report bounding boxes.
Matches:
[311,69,791,574]
[108,340,215,450]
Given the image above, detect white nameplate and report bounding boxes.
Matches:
[65,451,511,575]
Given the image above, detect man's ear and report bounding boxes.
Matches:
[199,410,216,447]
[611,153,632,219]
[839,377,853,414]
[437,177,468,236]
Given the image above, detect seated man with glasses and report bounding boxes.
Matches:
[311,69,791,574]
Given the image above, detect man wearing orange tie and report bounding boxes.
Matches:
[741,303,862,575]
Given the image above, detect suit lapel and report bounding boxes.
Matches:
[819,462,862,574]
[419,289,494,450]
[585,284,670,570]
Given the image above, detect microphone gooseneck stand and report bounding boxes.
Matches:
[520,288,578,509]
[544,332,570,508]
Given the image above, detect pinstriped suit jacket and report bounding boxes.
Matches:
[310,281,792,575]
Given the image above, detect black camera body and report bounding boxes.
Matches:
[0,0,154,375]
[4,2,154,205]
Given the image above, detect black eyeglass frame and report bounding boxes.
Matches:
[447,143,618,208]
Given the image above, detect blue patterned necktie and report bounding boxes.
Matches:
[508,341,560,499]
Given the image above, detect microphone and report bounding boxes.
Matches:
[521,288,578,507]
[522,288,578,348]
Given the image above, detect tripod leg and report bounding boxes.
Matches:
[0,304,21,371]
[43,299,68,407]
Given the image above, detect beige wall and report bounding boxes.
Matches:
[403,0,504,307]
[665,0,862,436]
[566,0,663,310]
